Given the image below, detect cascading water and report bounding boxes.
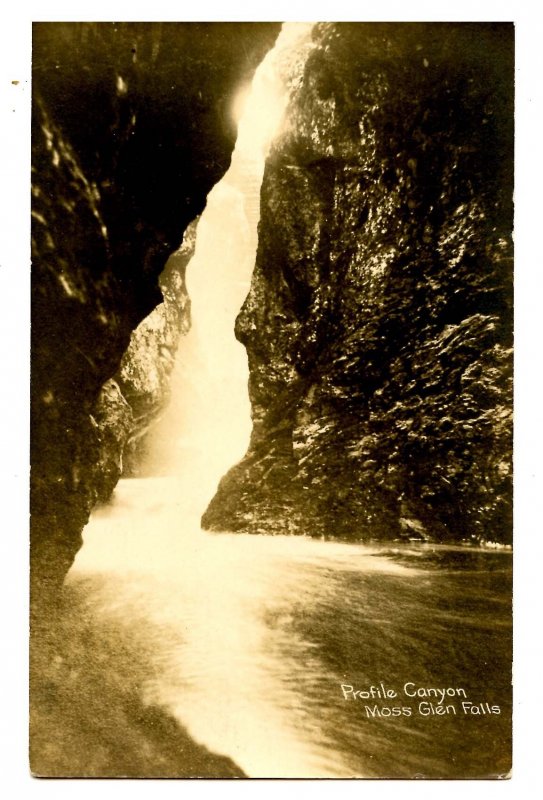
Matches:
[71,23,357,778]
[123,21,311,514]
[67,23,512,780]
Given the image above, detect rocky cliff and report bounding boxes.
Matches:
[31,22,280,593]
[81,219,197,503]
[115,219,199,476]
[203,23,514,544]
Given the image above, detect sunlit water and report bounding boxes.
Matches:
[70,480,511,778]
[68,24,511,778]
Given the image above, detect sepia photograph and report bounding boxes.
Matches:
[26,15,515,781]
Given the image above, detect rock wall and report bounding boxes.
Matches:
[115,219,199,476]
[203,23,514,544]
[80,219,197,505]
[31,22,280,592]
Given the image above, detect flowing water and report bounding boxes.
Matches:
[69,484,511,778]
[68,24,512,779]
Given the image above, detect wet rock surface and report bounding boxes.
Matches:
[203,23,514,544]
[115,220,198,475]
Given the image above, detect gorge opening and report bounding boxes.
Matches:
[31,22,513,781]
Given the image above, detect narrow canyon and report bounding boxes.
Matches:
[30,22,513,779]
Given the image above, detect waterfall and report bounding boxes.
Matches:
[136,22,314,516]
[70,24,352,780]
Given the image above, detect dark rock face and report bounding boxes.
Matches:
[115,220,198,475]
[68,217,197,510]
[203,23,514,544]
[31,22,280,592]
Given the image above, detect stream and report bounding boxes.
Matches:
[69,478,512,778]
[67,23,511,779]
